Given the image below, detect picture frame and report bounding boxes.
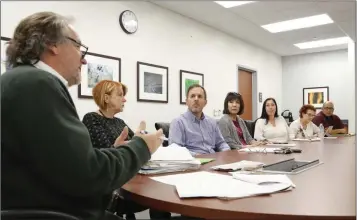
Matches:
[303,86,329,109]
[180,70,204,104]
[1,36,11,75]
[137,61,168,103]
[78,52,121,98]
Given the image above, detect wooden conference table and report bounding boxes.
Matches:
[122,137,356,220]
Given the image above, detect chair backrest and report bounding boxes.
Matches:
[154,122,170,146]
[244,119,258,138]
[1,210,81,220]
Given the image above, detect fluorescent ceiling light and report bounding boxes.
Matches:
[294,37,350,49]
[261,14,334,33]
[214,1,254,8]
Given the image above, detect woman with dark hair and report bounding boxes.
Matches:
[254,98,289,142]
[218,92,263,149]
[289,104,320,139]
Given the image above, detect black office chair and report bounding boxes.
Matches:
[1,210,81,220]
[244,119,258,138]
[154,122,170,146]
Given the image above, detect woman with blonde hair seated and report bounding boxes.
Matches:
[218,92,262,149]
[82,80,170,220]
[254,98,290,143]
[83,80,134,148]
[289,104,320,139]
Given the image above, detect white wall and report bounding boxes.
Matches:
[1,1,282,132]
[348,40,356,133]
[282,49,355,133]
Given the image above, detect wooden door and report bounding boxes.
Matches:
[238,69,253,120]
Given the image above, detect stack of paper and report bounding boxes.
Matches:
[266,143,296,147]
[292,138,320,142]
[238,147,281,153]
[211,160,264,172]
[231,173,296,188]
[139,144,201,175]
[151,171,292,199]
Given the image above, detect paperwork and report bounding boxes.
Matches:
[151,171,292,199]
[139,144,201,175]
[266,143,296,147]
[231,173,296,188]
[238,147,281,153]
[211,160,264,172]
[324,136,338,139]
[292,138,320,142]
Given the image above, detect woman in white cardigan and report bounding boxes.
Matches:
[254,98,290,143]
[289,104,320,139]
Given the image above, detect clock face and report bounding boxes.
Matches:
[119,10,138,34]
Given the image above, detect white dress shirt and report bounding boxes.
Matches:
[33,61,69,87]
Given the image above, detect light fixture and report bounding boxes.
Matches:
[261,14,334,33]
[294,37,350,49]
[214,1,254,8]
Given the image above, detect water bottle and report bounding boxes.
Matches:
[319,124,325,140]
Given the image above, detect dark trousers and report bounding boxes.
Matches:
[104,211,123,220]
[109,192,171,220]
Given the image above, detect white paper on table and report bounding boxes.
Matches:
[292,138,320,142]
[151,171,292,199]
[150,171,203,185]
[150,143,194,161]
[211,160,265,171]
[173,172,292,198]
[265,143,296,147]
[231,173,296,188]
[324,137,338,139]
[238,147,281,153]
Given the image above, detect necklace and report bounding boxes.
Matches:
[99,109,106,117]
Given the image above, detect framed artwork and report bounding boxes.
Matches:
[1,36,11,75]
[303,86,329,109]
[78,52,121,98]
[137,61,168,103]
[180,70,204,104]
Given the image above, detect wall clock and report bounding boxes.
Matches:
[119,10,138,34]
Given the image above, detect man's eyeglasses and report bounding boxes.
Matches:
[66,37,88,59]
[324,107,334,110]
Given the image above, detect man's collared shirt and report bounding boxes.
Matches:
[34,61,69,87]
[169,110,230,155]
[312,111,344,129]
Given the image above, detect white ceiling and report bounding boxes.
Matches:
[150,0,356,56]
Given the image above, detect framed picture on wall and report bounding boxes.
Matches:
[180,70,204,104]
[137,61,169,103]
[303,86,329,109]
[78,52,121,98]
[1,36,11,75]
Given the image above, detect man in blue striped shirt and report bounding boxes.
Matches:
[169,84,230,155]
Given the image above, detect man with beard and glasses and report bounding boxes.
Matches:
[1,12,163,220]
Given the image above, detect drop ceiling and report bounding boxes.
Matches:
[150,0,356,56]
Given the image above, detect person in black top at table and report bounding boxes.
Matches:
[82,80,171,220]
[82,80,135,149]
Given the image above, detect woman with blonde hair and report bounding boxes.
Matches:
[83,80,134,148]
[82,80,170,220]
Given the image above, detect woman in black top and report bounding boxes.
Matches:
[83,112,135,149]
[82,80,170,220]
